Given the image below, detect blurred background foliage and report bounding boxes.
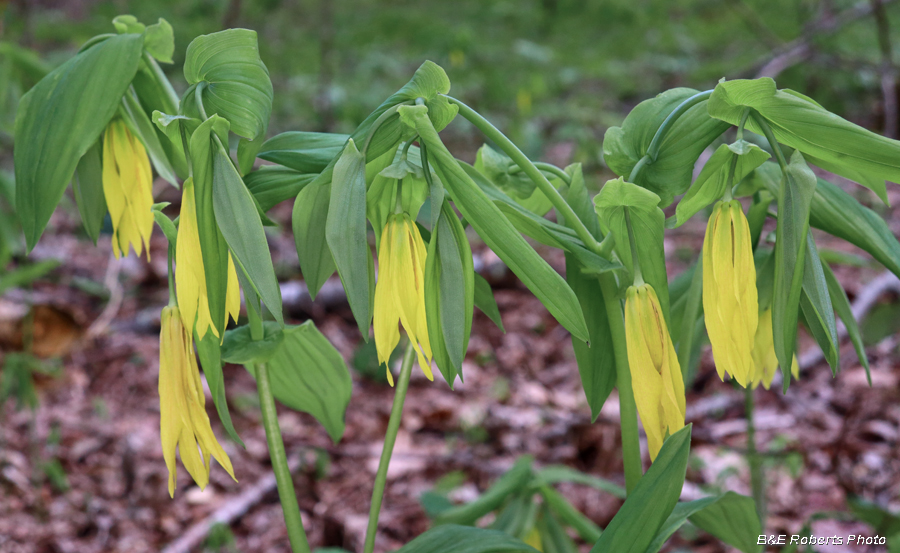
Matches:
[2,0,899,175]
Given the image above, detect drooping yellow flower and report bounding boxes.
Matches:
[159,306,236,497]
[703,200,759,387]
[750,308,800,389]
[624,283,686,460]
[175,177,240,340]
[102,119,155,259]
[374,213,433,385]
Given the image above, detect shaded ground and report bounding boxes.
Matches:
[1,176,899,553]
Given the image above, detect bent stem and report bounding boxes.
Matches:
[365,342,416,553]
[248,302,311,553]
[598,273,643,494]
[745,386,767,524]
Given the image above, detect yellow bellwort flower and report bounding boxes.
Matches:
[175,177,241,340]
[159,306,236,497]
[373,213,433,386]
[703,200,759,387]
[750,308,800,389]
[102,119,155,259]
[624,283,686,461]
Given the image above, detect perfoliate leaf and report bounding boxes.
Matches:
[603,88,729,207]
[245,322,352,443]
[257,131,348,173]
[707,77,900,203]
[822,263,871,383]
[212,150,284,325]
[772,151,817,390]
[800,234,839,374]
[674,140,769,227]
[196,332,244,447]
[292,181,336,299]
[182,29,273,173]
[14,33,143,249]
[244,166,315,212]
[590,425,692,553]
[425,201,475,387]
[72,140,106,244]
[594,178,670,321]
[143,18,175,64]
[326,139,371,337]
[474,144,553,216]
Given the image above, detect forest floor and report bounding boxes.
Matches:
[1,172,899,553]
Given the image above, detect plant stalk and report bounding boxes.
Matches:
[745,386,767,524]
[364,342,416,553]
[598,273,643,494]
[442,94,603,255]
[256,361,311,553]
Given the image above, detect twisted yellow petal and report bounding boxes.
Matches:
[175,178,218,340]
[750,308,800,389]
[702,200,758,387]
[159,306,236,497]
[373,213,433,385]
[625,283,685,460]
[102,119,154,259]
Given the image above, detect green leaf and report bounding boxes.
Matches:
[292,181,336,299]
[14,33,143,250]
[182,29,273,173]
[393,525,539,553]
[72,140,106,244]
[474,273,504,332]
[403,105,589,343]
[647,492,762,553]
[536,506,579,553]
[594,178,670,322]
[152,206,177,247]
[533,465,627,499]
[245,321,351,443]
[244,166,315,212]
[602,88,729,207]
[771,151,817,390]
[191,116,233,337]
[112,15,145,34]
[566,253,615,421]
[0,260,58,295]
[367,145,429,245]
[257,132,349,173]
[435,457,534,526]
[465,163,617,275]
[425,201,475,387]
[822,263,871,383]
[707,78,900,203]
[213,150,284,325]
[751,160,900,280]
[674,140,769,227]
[474,144,555,216]
[143,18,174,64]
[800,234,839,374]
[670,259,705,385]
[122,89,178,186]
[195,332,244,448]
[326,139,371,337]
[538,486,601,543]
[590,424,692,553]
[221,322,285,364]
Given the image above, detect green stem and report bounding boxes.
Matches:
[623,208,644,286]
[723,154,739,202]
[745,386,767,524]
[645,90,713,161]
[628,90,714,184]
[509,162,572,184]
[752,112,789,173]
[598,273,643,494]
[737,108,751,142]
[142,52,180,114]
[364,342,416,553]
[442,94,602,254]
[166,244,176,306]
[257,362,311,553]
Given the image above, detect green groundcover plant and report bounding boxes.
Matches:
[12,14,900,552]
